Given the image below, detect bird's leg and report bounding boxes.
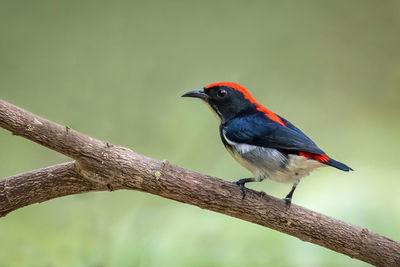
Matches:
[283,180,300,207]
[232,178,256,199]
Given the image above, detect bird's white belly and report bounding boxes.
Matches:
[226,142,324,184]
[266,154,324,183]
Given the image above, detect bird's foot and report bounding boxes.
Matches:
[283,196,292,208]
[233,179,247,199]
[232,178,255,199]
[283,182,298,208]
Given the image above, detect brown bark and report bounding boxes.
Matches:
[0,99,399,266]
[0,162,105,217]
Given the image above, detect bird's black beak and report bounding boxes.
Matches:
[181,89,208,100]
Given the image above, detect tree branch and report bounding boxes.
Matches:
[0,99,399,266]
[0,162,106,217]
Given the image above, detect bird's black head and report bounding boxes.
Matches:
[182,82,259,123]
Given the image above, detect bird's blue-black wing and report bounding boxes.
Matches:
[223,113,325,155]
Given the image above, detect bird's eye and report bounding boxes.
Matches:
[217,89,227,98]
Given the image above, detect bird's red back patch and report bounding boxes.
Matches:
[205,82,285,126]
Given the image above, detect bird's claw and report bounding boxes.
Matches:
[233,179,247,199]
[283,197,292,208]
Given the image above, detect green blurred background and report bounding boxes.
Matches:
[1,1,400,266]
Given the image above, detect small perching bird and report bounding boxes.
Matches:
[182,82,352,206]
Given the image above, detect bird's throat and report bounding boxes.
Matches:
[203,101,222,124]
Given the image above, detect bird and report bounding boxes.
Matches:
[182,82,352,206]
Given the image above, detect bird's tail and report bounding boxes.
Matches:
[324,158,353,171]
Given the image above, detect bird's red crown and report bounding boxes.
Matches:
[205,82,286,126]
